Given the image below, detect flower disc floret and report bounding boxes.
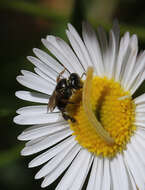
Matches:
[67,76,136,157]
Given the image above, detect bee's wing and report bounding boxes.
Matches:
[48,91,57,112]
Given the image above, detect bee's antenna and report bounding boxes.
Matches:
[57,69,66,82]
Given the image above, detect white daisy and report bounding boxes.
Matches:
[14,21,145,190]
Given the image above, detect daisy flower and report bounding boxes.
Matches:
[14,21,145,190]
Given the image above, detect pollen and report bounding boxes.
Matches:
[66,70,136,158]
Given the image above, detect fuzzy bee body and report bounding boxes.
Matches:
[48,73,83,122]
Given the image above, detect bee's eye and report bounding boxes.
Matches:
[56,79,67,89]
[69,73,81,89]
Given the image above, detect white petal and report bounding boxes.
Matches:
[101,158,110,190]
[135,128,145,143]
[25,136,46,147]
[66,30,86,71]
[124,138,145,190]
[42,39,75,73]
[94,157,103,189]
[35,139,77,179]
[121,35,138,89]
[111,154,130,190]
[112,20,120,49]
[41,144,81,188]
[45,35,76,77]
[70,153,93,190]
[14,112,62,125]
[134,93,145,104]
[136,105,145,113]
[135,121,145,128]
[16,105,48,115]
[16,105,59,115]
[86,156,98,190]
[54,37,84,76]
[97,26,112,78]
[104,20,120,79]
[114,32,130,82]
[55,149,89,190]
[100,20,119,79]
[131,134,145,167]
[18,121,68,141]
[136,111,145,119]
[123,158,138,190]
[135,112,145,128]
[126,51,145,90]
[15,91,49,103]
[46,35,60,49]
[82,21,104,76]
[28,136,75,168]
[21,128,72,155]
[97,26,108,59]
[107,30,117,78]
[110,157,121,190]
[33,48,69,77]
[68,23,93,69]
[130,69,145,95]
[136,116,145,123]
[17,71,53,95]
[27,56,58,82]
[22,120,66,133]
[136,103,145,108]
[34,67,55,85]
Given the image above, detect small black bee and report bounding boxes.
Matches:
[48,70,83,122]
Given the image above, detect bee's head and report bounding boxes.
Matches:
[56,79,68,90]
[69,73,82,89]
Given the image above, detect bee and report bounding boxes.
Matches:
[48,70,83,122]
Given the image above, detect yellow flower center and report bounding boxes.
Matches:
[66,68,136,157]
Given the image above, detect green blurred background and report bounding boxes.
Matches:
[0,0,145,189]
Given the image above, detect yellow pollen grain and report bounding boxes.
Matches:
[66,76,136,158]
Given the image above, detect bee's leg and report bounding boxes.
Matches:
[57,69,66,82]
[62,112,76,123]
